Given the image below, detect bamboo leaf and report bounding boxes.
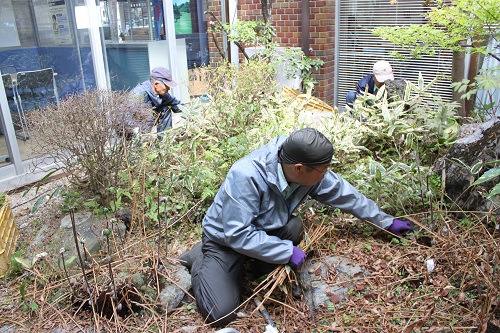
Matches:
[14,256,31,269]
[472,168,500,185]
[34,170,59,194]
[470,161,483,175]
[488,184,500,197]
[31,195,46,214]
[65,255,77,266]
[49,185,63,200]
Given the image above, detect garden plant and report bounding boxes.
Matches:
[0,55,498,332]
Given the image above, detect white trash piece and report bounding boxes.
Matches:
[264,324,279,333]
[426,258,435,272]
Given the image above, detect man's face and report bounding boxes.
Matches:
[296,163,330,186]
[373,75,384,88]
[152,81,170,96]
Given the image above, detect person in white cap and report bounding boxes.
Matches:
[131,67,182,133]
[345,60,394,108]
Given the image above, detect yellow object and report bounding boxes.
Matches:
[282,86,335,113]
[0,200,18,277]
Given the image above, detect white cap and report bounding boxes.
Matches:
[373,60,394,82]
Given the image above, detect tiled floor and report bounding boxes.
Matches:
[0,130,38,167]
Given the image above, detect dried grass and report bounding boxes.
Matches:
[1,201,499,332]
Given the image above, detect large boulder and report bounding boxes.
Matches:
[433,118,500,213]
[55,212,127,268]
[298,255,370,311]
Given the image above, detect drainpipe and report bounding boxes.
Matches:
[228,0,238,66]
[84,0,108,90]
[333,0,340,106]
[301,0,310,57]
[0,74,22,174]
[163,0,179,98]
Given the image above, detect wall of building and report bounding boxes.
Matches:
[206,0,335,106]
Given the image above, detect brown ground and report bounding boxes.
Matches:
[1,176,499,332]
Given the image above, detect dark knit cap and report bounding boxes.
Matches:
[279,128,334,165]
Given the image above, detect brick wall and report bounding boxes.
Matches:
[206,0,335,106]
[206,0,225,67]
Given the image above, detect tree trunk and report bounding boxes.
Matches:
[464,36,482,116]
[452,50,466,117]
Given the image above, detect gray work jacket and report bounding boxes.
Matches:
[202,135,393,264]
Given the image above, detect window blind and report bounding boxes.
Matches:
[336,0,454,109]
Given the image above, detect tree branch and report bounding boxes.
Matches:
[205,11,250,61]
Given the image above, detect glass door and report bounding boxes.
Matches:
[0,0,93,175]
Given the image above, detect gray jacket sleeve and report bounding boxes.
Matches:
[311,171,394,229]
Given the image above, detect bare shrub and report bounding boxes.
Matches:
[27,89,154,204]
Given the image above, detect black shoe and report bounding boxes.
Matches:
[179,242,202,271]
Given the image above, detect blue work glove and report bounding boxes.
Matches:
[387,219,414,237]
[288,246,306,270]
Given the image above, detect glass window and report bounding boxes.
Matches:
[0,0,92,165]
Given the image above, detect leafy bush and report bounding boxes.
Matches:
[309,74,460,214]
[105,59,297,230]
[29,58,462,231]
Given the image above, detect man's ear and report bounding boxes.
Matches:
[294,163,306,174]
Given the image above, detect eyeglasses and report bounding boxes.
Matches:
[308,165,330,174]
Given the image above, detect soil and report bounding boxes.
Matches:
[1,176,499,332]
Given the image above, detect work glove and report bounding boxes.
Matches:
[387,219,414,237]
[288,246,306,270]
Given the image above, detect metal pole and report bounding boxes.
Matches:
[333,0,340,107]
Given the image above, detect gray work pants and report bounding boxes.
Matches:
[191,216,304,326]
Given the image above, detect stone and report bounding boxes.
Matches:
[159,265,192,313]
[298,256,370,311]
[433,118,500,212]
[42,212,127,269]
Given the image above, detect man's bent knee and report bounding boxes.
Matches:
[197,300,238,326]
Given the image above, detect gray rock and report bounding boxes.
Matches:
[299,256,370,311]
[0,325,18,333]
[433,118,500,212]
[159,265,192,313]
[28,211,127,269]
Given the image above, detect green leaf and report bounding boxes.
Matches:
[14,256,32,269]
[31,195,46,214]
[65,255,77,267]
[472,168,500,186]
[328,301,335,311]
[20,282,26,300]
[488,183,500,197]
[49,185,63,200]
[470,161,483,175]
[29,302,39,311]
[35,170,59,195]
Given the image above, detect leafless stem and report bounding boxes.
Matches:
[70,209,92,298]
